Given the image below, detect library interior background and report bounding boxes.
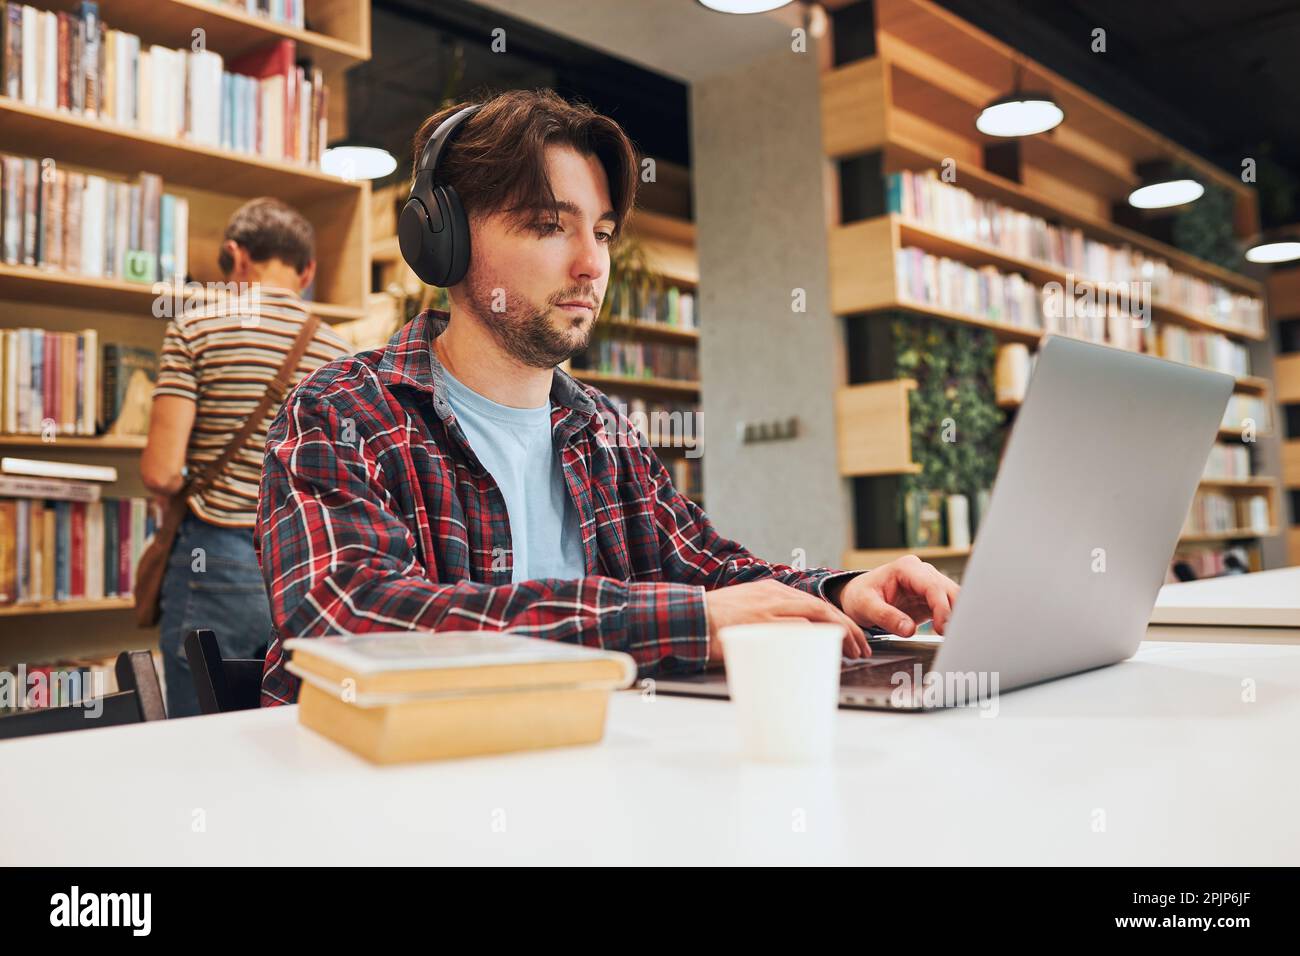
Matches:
[1,0,1298,712]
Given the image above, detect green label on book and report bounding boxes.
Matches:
[123,250,157,284]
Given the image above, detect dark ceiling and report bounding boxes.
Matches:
[345,0,1299,226]
[345,0,691,190]
[935,0,1300,228]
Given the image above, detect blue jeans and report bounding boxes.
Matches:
[158,511,272,718]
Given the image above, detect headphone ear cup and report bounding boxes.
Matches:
[398,197,441,286]
[434,184,472,287]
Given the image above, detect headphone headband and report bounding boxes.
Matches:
[414,104,482,182]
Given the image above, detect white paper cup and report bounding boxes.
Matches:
[719,622,845,763]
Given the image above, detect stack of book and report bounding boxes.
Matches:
[1220,394,1271,433]
[1202,443,1252,481]
[0,155,187,283]
[285,631,637,764]
[895,245,1044,332]
[1182,490,1236,536]
[0,457,152,606]
[668,457,702,500]
[884,169,1265,336]
[1,4,328,166]
[0,652,119,712]
[0,330,157,436]
[1182,490,1269,537]
[606,278,697,330]
[602,392,701,448]
[1158,325,1251,378]
[576,338,699,382]
[212,1,306,31]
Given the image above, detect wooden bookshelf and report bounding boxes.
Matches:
[68,0,373,73]
[569,370,700,397]
[0,262,364,321]
[821,0,1262,294]
[822,0,1278,569]
[0,434,147,450]
[832,214,1266,343]
[0,596,135,617]
[844,545,970,568]
[0,0,372,624]
[1269,265,1300,565]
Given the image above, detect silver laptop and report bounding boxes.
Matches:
[656,334,1235,710]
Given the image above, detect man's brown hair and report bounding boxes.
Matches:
[411,89,640,239]
[218,197,316,275]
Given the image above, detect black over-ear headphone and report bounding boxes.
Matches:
[399,104,482,287]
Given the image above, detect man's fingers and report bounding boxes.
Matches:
[859,590,916,636]
[924,584,953,634]
[774,592,868,656]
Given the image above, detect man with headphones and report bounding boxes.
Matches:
[253,89,959,707]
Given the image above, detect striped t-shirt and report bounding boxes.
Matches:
[152,287,352,528]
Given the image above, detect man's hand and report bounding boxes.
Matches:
[703,579,869,664]
[836,555,960,637]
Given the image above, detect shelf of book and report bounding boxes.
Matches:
[570,370,700,398]
[892,217,1266,342]
[0,595,132,616]
[1179,527,1279,544]
[69,0,372,73]
[0,0,371,637]
[821,0,1261,296]
[843,545,970,568]
[0,97,352,205]
[821,0,1284,574]
[0,434,145,449]
[600,319,699,344]
[0,262,364,320]
[832,215,1266,343]
[843,526,1279,570]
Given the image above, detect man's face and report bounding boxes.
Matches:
[456,144,616,368]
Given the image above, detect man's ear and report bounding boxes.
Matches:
[220,240,246,279]
[299,259,317,292]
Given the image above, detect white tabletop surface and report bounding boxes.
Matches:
[1,641,1296,866]
[1152,566,1300,627]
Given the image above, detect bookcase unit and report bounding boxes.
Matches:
[1269,265,1300,566]
[0,0,370,665]
[821,0,1280,576]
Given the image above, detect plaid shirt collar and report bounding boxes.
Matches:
[375,310,598,427]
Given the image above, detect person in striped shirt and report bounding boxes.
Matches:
[141,198,351,718]
[254,90,961,708]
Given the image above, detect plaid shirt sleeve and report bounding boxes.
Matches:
[633,440,865,606]
[256,389,711,693]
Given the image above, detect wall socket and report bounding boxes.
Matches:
[737,416,799,444]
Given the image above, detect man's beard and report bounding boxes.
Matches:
[463,270,597,369]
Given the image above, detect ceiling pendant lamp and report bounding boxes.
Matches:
[1245,232,1300,264]
[696,0,794,11]
[1127,175,1204,210]
[975,60,1064,138]
[322,143,398,181]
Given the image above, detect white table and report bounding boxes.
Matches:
[1,641,1296,865]
[1152,566,1300,628]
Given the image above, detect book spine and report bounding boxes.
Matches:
[71,500,84,599]
[55,11,67,110]
[79,2,98,119]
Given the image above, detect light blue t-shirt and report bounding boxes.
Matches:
[440,368,586,583]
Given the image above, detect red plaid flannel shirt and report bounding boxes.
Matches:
[255,311,861,705]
